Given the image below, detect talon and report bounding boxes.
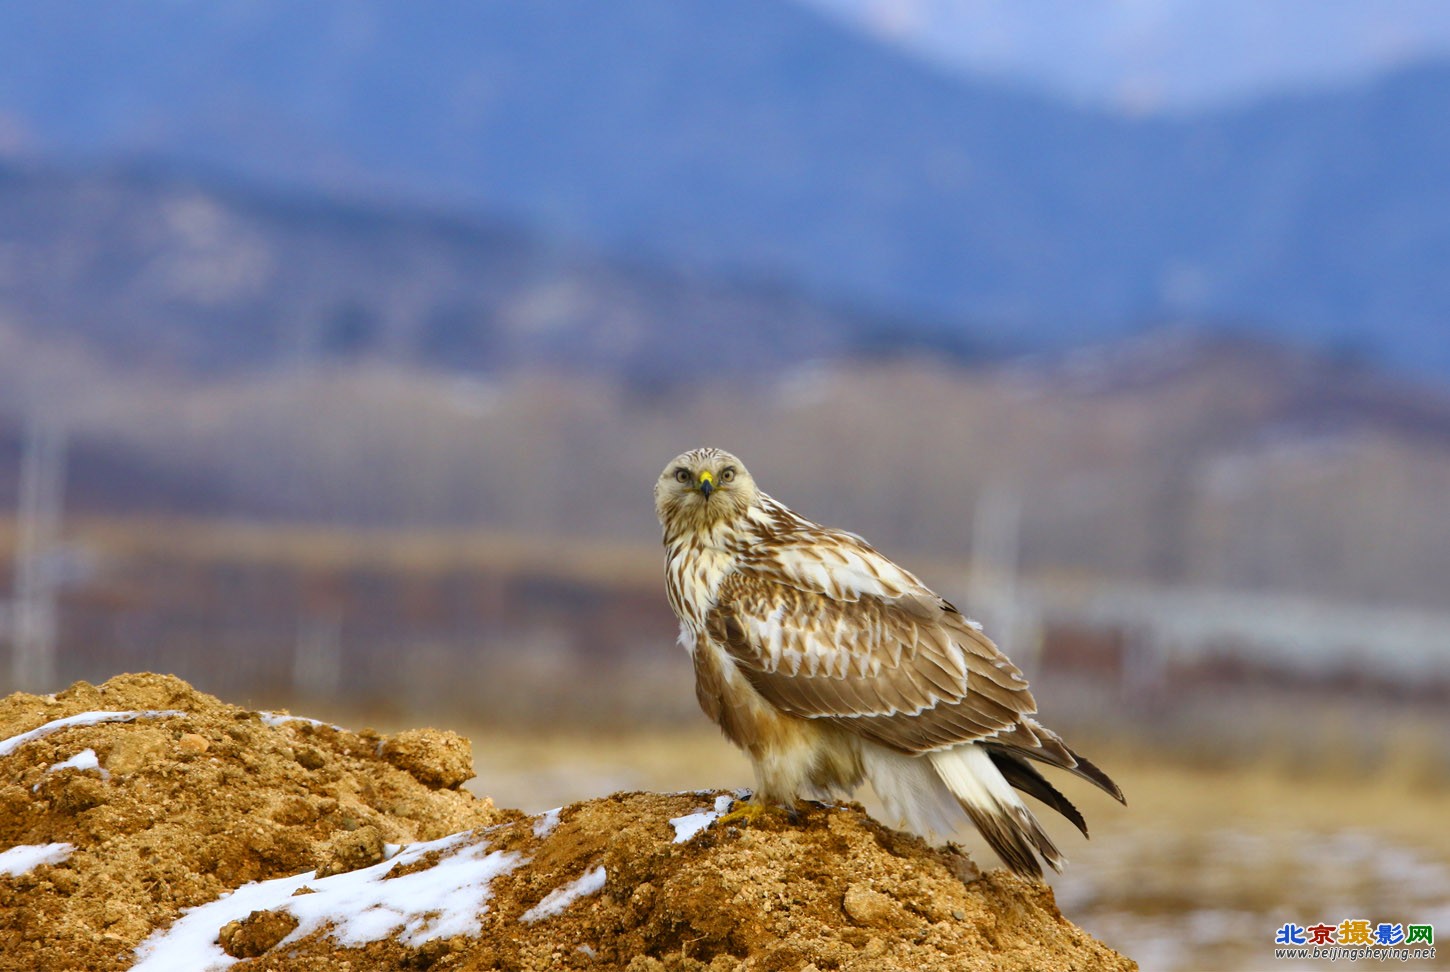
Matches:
[718,799,800,828]
[717,800,772,827]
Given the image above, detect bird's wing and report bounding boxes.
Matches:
[715,526,1124,802]
[709,526,1039,754]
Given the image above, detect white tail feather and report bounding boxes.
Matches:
[929,743,1019,811]
[862,742,964,838]
[928,743,1065,878]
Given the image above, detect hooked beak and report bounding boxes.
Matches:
[698,471,715,499]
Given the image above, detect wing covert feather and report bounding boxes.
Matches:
[706,536,1039,755]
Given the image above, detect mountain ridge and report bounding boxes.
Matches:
[0,161,933,380]
[1,1,1447,376]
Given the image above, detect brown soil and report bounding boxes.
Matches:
[0,674,1134,971]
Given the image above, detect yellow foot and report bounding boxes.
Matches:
[717,799,799,827]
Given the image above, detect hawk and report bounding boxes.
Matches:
[655,447,1124,879]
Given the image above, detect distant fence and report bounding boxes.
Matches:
[3,520,1447,723]
[966,570,1450,697]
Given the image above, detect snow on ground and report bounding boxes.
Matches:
[0,842,75,877]
[669,811,717,843]
[257,712,340,730]
[669,793,737,843]
[46,748,108,778]
[0,710,185,758]
[532,807,561,839]
[520,866,607,923]
[131,830,523,972]
[128,794,728,967]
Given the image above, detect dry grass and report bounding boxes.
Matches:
[0,515,665,587]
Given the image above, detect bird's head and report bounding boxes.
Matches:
[654,447,758,536]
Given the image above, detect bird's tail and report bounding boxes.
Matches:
[928,743,1063,880]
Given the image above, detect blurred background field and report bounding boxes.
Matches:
[2,2,1450,969]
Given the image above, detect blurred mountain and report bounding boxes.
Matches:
[806,0,1450,112]
[0,1,1447,377]
[0,164,916,379]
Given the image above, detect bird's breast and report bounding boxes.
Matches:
[665,536,739,631]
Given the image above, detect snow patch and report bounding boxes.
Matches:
[131,831,522,971]
[519,866,607,923]
[47,748,109,779]
[669,811,717,843]
[0,842,74,877]
[532,807,561,839]
[669,793,741,844]
[257,712,338,730]
[0,710,185,758]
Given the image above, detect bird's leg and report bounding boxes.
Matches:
[717,800,770,827]
[718,797,800,827]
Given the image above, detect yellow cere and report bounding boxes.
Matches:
[698,471,714,486]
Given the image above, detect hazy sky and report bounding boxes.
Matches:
[804,0,1450,113]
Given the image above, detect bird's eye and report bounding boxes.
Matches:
[721,468,736,483]
[674,468,691,484]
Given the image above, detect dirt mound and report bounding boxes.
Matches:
[0,673,509,972]
[0,675,1133,971]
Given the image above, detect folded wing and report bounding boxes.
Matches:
[710,529,1124,803]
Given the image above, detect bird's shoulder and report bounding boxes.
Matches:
[718,497,1020,679]
[732,495,930,605]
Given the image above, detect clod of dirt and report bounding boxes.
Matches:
[0,675,1135,971]
[841,883,909,928]
[219,909,300,958]
[177,732,210,756]
[314,823,386,877]
[379,727,474,789]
